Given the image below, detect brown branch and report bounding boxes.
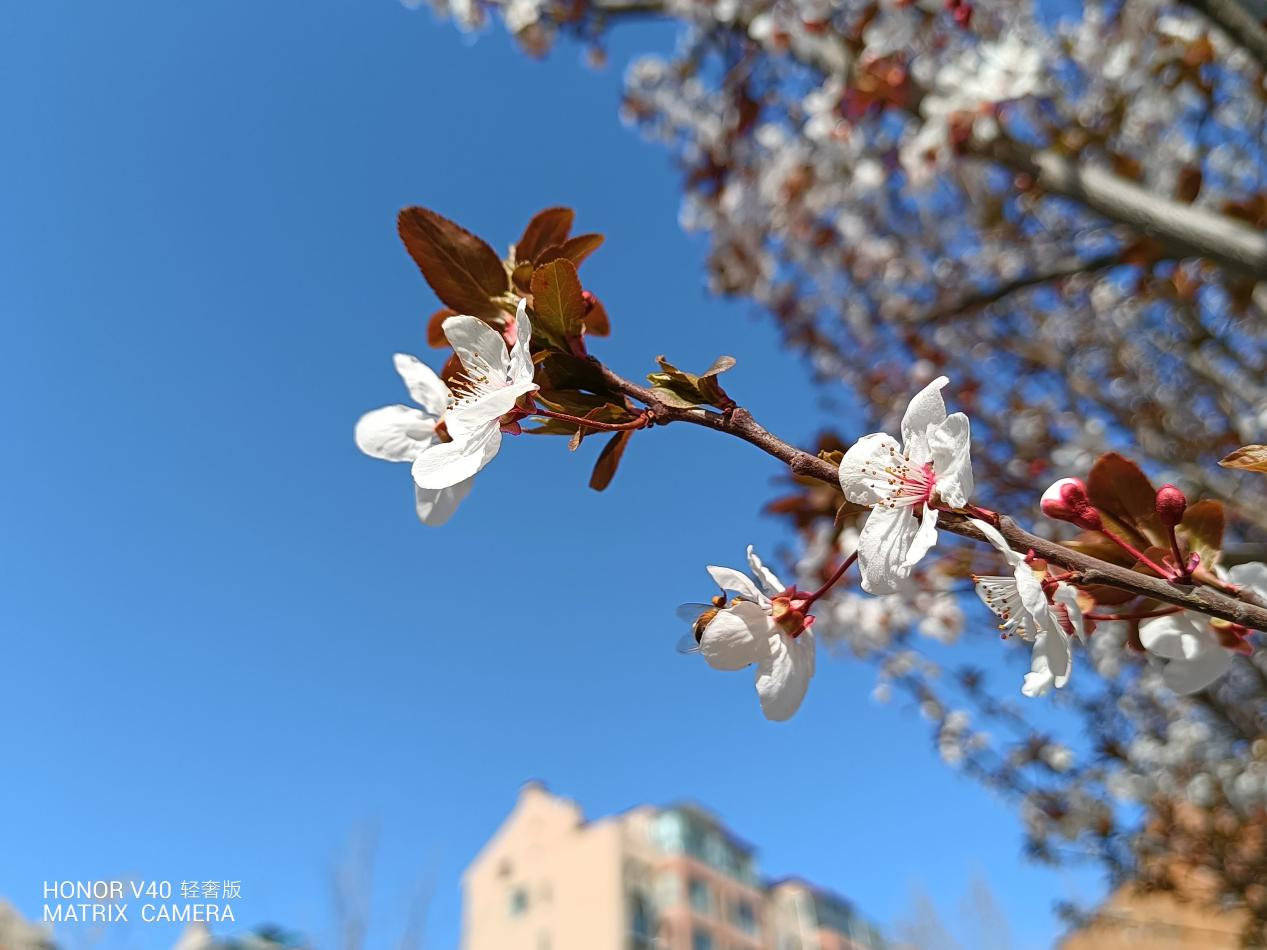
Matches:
[597,361,1267,630]
[907,250,1128,325]
[1183,0,1267,70]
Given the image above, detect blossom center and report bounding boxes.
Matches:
[865,447,937,510]
[770,594,813,638]
[448,354,506,411]
[973,575,1027,639]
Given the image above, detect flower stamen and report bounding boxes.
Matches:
[860,446,937,510]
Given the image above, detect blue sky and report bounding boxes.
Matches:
[1,1,1103,947]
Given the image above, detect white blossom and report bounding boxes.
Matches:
[696,545,816,721]
[411,301,538,491]
[970,518,1084,697]
[355,352,474,526]
[1139,611,1233,695]
[839,376,973,594]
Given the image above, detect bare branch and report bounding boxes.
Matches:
[1183,0,1267,70]
[907,250,1128,325]
[981,139,1267,280]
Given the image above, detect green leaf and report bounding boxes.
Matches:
[589,430,632,492]
[397,207,508,320]
[533,351,608,393]
[530,259,586,345]
[516,207,574,264]
[646,354,737,409]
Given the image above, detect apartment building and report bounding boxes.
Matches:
[461,782,888,950]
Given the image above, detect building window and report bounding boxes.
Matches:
[509,887,529,917]
[731,898,756,934]
[691,927,713,950]
[688,877,711,915]
[630,892,654,938]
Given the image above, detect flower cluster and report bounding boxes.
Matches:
[356,300,537,525]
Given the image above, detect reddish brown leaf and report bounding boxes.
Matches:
[535,233,605,267]
[516,207,574,264]
[439,351,463,385]
[589,430,633,491]
[511,261,534,294]
[582,293,610,337]
[398,207,507,320]
[1087,452,1164,546]
[426,308,458,348]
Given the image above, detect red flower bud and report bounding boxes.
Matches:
[1155,483,1187,527]
[1040,477,1102,530]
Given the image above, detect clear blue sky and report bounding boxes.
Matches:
[0,2,1102,947]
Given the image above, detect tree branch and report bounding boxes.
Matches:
[980,139,1267,280]
[906,250,1128,325]
[582,0,1267,278]
[597,361,1267,630]
[1183,0,1267,70]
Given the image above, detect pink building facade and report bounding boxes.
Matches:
[462,783,888,950]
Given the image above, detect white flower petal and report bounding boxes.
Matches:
[1036,607,1072,684]
[1228,562,1267,600]
[1139,613,1205,660]
[1161,646,1233,695]
[448,378,538,428]
[928,412,973,507]
[411,422,501,489]
[443,315,510,378]
[1013,563,1049,620]
[904,505,939,569]
[414,476,474,526]
[706,566,765,603]
[1052,584,1086,643]
[508,299,534,383]
[393,353,449,416]
[355,405,436,462]
[746,545,785,596]
[699,601,771,671]
[1021,630,1066,697]
[858,505,918,594]
[755,629,814,721]
[970,517,1023,567]
[838,432,903,505]
[900,376,949,460]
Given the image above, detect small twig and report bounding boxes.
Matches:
[530,404,650,432]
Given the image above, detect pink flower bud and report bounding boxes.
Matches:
[1155,483,1187,527]
[1040,477,1102,530]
